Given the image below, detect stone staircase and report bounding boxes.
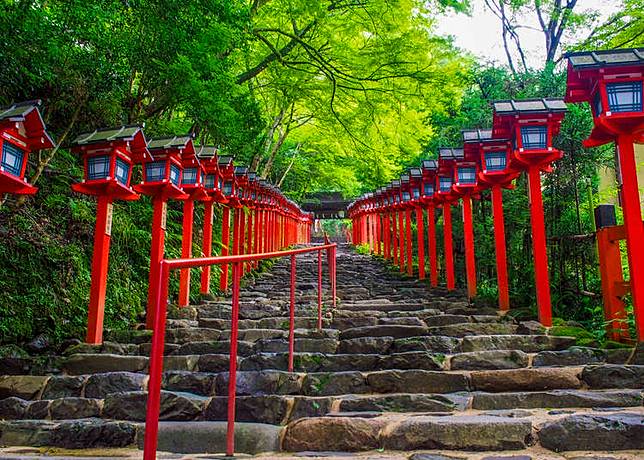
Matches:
[1,244,642,458]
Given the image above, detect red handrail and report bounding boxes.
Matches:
[143,243,337,459]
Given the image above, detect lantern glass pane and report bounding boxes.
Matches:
[606,81,643,113]
[223,181,233,195]
[145,161,167,182]
[205,174,216,189]
[236,186,243,197]
[115,157,130,185]
[402,191,411,201]
[1,141,25,177]
[217,177,223,189]
[412,187,420,199]
[520,125,547,150]
[439,177,452,192]
[424,183,434,196]
[485,151,506,171]
[87,155,111,181]
[170,164,181,186]
[458,167,477,184]
[251,191,256,200]
[181,168,199,185]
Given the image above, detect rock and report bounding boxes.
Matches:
[290,396,334,421]
[0,420,56,445]
[450,350,529,371]
[171,340,254,356]
[24,333,50,353]
[217,370,304,396]
[163,354,199,372]
[409,454,467,460]
[517,320,546,335]
[332,317,379,330]
[379,317,426,326]
[105,329,153,344]
[283,417,386,451]
[538,412,644,451]
[366,370,469,394]
[84,371,147,398]
[423,315,471,327]
[338,337,394,354]
[393,336,461,354]
[61,354,147,375]
[50,397,101,419]
[481,456,532,460]
[340,325,429,340]
[206,395,289,425]
[303,371,368,396]
[166,327,220,343]
[0,357,31,375]
[0,397,28,419]
[103,391,204,421]
[338,394,456,413]
[0,375,48,399]
[25,399,50,419]
[197,354,231,372]
[138,421,282,454]
[381,415,532,450]
[533,347,606,367]
[460,335,575,353]
[581,365,644,389]
[428,323,518,338]
[380,352,446,371]
[49,419,138,448]
[470,368,582,392]
[471,389,643,410]
[163,371,217,396]
[256,338,338,354]
[41,375,86,399]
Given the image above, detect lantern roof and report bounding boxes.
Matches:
[492,98,567,116]
[566,48,644,70]
[400,174,410,184]
[462,128,493,142]
[247,171,257,181]
[73,125,149,161]
[438,147,464,160]
[0,99,55,150]
[409,167,423,179]
[218,156,233,167]
[234,166,248,177]
[147,135,194,151]
[196,145,218,159]
[421,159,438,171]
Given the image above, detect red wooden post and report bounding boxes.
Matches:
[200,201,214,294]
[178,199,195,307]
[143,261,170,460]
[416,207,425,280]
[462,194,477,300]
[384,214,391,259]
[405,208,413,276]
[376,213,382,255]
[219,207,231,291]
[527,166,552,327]
[398,211,405,272]
[392,212,398,265]
[86,196,114,343]
[146,197,167,330]
[245,209,253,272]
[596,225,631,341]
[616,134,644,340]
[443,203,455,291]
[427,205,438,287]
[226,262,242,456]
[491,186,510,310]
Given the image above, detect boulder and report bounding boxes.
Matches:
[580,365,644,389]
[338,336,394,354]
[470,368,582,392]
[0,375,48,399]
[216,370,303,396]
[303,371,368,396]
[42,375,86,399]
[539,412,644,451]
[0,397,28,419]
[450,350,529,371]
[84,371,147,398]
[49,419,137,448]
[50,397,101,419]
[61,354,147,375]
[205,395,289,425]
[283,416,386,451]
[533,347,606,367]
[367,370,469,394]
[472,389,643,410]
[103,391,204,421]
[392,336,461,354]
[163,371,217,396]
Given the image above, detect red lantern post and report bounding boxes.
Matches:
[408,168,425,280]
[218,157,236,291]
[0,100,54,199]
[196,146,229,295]
[421,160,439,287]
[71,125,149,343]
[565,48,644,340]
[135,136,191,328]
[493,98,567,327]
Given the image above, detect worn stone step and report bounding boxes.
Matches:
[427,323,519,337]
[472,388,643,410]
[461,334,577,352]
[199,316,330,330]
[282,414,533,451]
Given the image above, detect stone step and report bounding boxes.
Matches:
[199,316,331,330]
